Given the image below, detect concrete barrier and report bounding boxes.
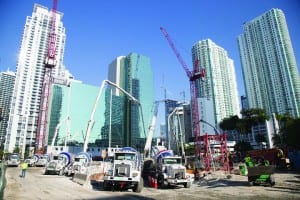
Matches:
[72,161,111,186]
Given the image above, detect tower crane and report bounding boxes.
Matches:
[160,27,205,158]
[35,0,58,153]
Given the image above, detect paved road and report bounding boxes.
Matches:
[4,167,300,200]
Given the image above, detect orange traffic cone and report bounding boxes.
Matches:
[154,178,158,189]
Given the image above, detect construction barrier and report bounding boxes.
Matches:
[73,173,88,185]
[72,161,111,186]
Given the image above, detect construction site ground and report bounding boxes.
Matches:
[3,166,300,200]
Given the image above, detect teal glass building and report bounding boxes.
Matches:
[101,53,154,152]
[47,81,105,147]
[48,52,154,153]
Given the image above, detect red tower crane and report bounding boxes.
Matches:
[35,0,58,153]
[160,27,205,158]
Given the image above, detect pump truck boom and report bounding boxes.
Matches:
[83,80,144,152]
[144,101,161,159]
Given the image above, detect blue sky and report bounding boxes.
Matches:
[1,0,299,103]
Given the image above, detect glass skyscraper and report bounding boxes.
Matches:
[5,4,68,155]
[238,8,300,117]
[105,53,154,151]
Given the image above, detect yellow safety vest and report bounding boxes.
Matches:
[21,163,28,170]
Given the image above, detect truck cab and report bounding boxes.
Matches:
[103,147,143,192]
[65,152,91,176]
[35,154,50,167]
[155,150,191,188]
[6,153,20,167]
[45,152,72,175]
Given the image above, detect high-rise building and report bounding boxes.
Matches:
[105,53,154,151]
[5,4,67,155]
[238,8,300,118]
[47,80,105,155]
[192,39,241,132]
[0,71,16,146]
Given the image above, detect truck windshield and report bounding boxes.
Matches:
[75,158,85,162]
[10,155,20,160]
[163,158,181,164]
[115,153,135,161]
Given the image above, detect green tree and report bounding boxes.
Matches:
[219,108,269,135]
[234,141,253,157]
[184,143,195,156]
[0,149,4,160]
[272,113,300,150]
[282,118,300,150]
[13,146,21,154]
[219,115,239,131]
[238,108,269,134]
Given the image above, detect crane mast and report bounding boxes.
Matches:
[35,0,58,153]
[160,27,205,158]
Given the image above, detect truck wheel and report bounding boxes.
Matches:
[133,178,144,193]
[184,181,191,188]
[248,176,255,186]
[269,175,275,186]
[103,181,110,191]
[157,174,165,188]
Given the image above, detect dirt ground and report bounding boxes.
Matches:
[3,166,300,200]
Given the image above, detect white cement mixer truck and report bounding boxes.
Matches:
[103,147,143,192]
[44,152,72,175]
[65,152,92,176]
[143,146,191,188]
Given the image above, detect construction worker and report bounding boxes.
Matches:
[20,161,28,178]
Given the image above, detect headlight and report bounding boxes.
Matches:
[132,171,139,177]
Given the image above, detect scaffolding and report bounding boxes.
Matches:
[201,133,229,172]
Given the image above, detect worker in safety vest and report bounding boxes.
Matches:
[20,161,28,178]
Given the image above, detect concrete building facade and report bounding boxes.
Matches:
[4,4,67,155]
[237,8,300,118]
[192,39,241,133]
[0,71,16,146]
